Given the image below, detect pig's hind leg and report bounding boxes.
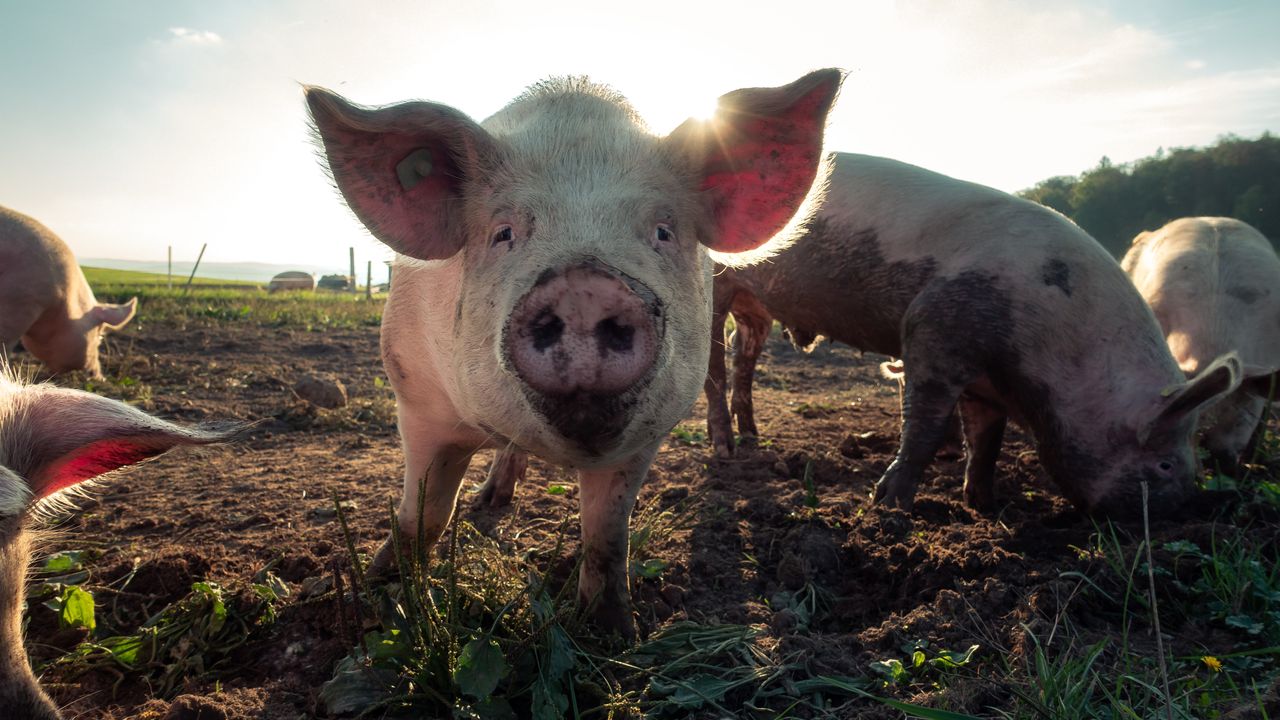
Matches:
[874,277,1000,510]
[475,447,528,508]
[958,396,1007,511]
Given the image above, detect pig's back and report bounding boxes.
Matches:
[727,153,1133,358]
[0,207,70,313]
[1128,217,1280,373]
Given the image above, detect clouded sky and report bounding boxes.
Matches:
[1,0,1277,266]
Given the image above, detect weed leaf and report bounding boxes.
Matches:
[455,637,509,700]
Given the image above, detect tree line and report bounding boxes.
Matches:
[1018,132,1280,257]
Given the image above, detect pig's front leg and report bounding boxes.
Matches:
[372,411,476,571]
[576,443,659,639]
[729,296,772,443]
[704,303,735,457]
[475,448,528,509]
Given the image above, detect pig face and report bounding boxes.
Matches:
[0,368,242,718]
[308,71,841,466]
[21,298,137,378]
[1071,354,1241,517]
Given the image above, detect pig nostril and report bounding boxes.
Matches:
[595,316,635,354]
[530,309,564,352]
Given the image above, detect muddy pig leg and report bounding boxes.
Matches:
[873,286,990,510]
[576,442,659,639]
[475,447,528,509]
[372,409,476,571]
[958,396,1007,511]
[729,293,772,446]
[704,296,735,457]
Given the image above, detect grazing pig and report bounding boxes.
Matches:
[0,207,138,379]
[0,369,240,718]
[702,153,1241,516]
[307,70,842,634]
[1122,217,1280,473]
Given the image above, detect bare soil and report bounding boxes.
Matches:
[24,321,1275,718]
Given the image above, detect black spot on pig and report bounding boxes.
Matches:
[1041,259,1072,297]
[1228,285,1266,305]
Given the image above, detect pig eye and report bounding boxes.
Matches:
[1158,460,1174,473]
[654,224,674,243]
[491,225,514,247]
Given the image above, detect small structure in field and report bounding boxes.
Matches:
[268,271,316,293]
[317,273,351,291]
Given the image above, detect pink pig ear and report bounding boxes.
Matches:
[90,297,137,330]
[668,69,844,254]
[1139,352,1242,447]
[306,87,500,261]
[6,386,244,501]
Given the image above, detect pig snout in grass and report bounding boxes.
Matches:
[0,207,138,379]
[1123,216,1280,476]
[0,369,244,719]
[692,153,1241,518]
[307,69,843,636]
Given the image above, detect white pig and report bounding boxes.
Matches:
[0,368,241,718]
[307,70,842,635]
[0,207,137,379]
[1122,217,1280,472]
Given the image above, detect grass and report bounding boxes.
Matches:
[317,494,981,719]
[28,551,288,699]
[83,264,384,329]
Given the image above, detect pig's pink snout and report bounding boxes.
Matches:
[508,263,660,398]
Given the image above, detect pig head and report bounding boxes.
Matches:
[0,370,242,718]
[0,207,137,379]
[307,70,841,634]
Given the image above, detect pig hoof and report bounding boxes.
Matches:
[873,483,916,511]
[367,539,402,578]
[584,602,638,642]
[474,480,514,509]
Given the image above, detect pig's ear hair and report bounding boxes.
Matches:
[4,385,247,503]
[90,297,137,330]
[305,87,499,261]
[1139,352,1242,447]
[667,69,844,262]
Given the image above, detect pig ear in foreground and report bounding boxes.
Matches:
[667,68,844,254]
[306,87,498,261]
[1139,352,1243,446]
[90,297,137,330]
[11,387,247,502]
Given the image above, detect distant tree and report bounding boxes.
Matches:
[1017,133,1280,255]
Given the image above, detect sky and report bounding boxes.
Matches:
[1,0,1277,268]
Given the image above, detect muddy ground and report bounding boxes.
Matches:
[22,320,1279,718]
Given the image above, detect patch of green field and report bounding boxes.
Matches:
[81,266,259,287]
[83,266,384,330]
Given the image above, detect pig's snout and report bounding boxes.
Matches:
[509,262,660,397]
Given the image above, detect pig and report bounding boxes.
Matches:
[306,70,842,635]
[698,153,1240,516]
[1121,217,1280,473]
[0,207,137,379]
[0,368,241,718]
